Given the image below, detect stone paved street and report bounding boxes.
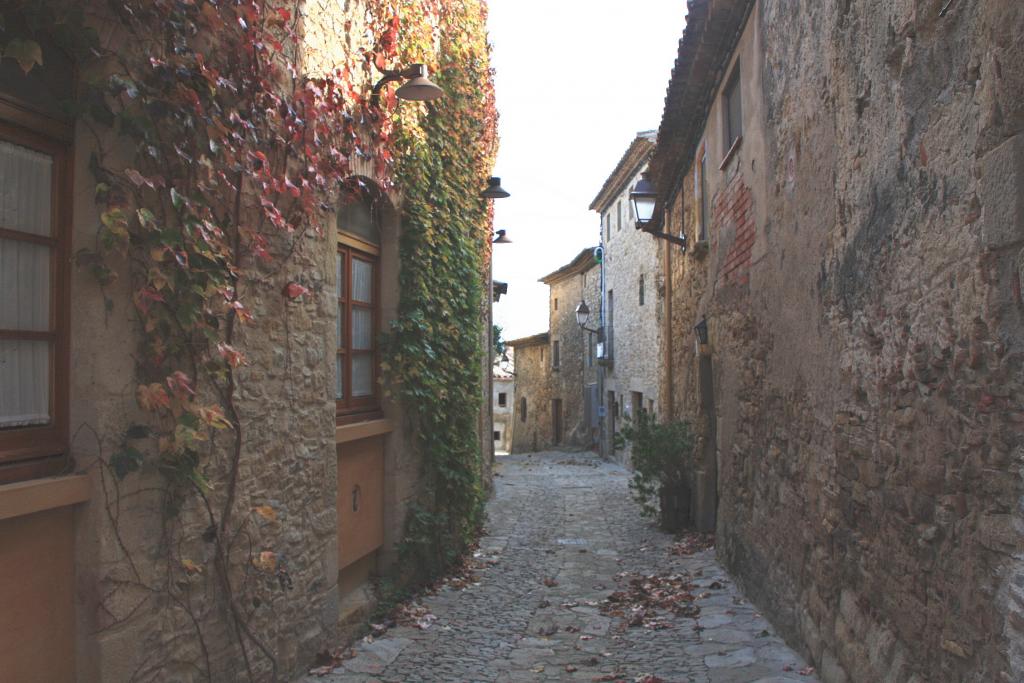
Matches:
[303,452,818,683]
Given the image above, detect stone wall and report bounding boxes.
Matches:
[659,1,1024,681]
[548,266,600,449]
[599,162,664,464]
[493,375,514,452]
[63,1,455,680]
[509,338,551,453]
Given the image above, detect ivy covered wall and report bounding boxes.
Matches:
[0,0,497,680]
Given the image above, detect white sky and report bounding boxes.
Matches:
[487,0,687,341]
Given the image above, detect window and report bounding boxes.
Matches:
[604,212,610,242]
[554,297,558,311]
[520,397,527,422]
[493,431,500,441]
[552,340,560,369]
[724,66,742,154]
[697,150,709,242]
[607,290,614,359]
[631,391,644,419]
[498,392,507,407]
[0,124,71,484]
[616,200,622,231]
[639,274,645,306]
[335,189,381,419]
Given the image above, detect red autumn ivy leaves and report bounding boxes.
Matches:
[64,0,406,486]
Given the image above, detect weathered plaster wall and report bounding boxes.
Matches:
[664,1,1024,681]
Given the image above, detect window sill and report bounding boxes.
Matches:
[0,473,89,522]
[336,418,393,444]
[719,135,743,171]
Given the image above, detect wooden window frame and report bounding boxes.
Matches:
[335,232,382,424]
[723,65,743,159]
[0,117,72,484]
[697,149,709,242]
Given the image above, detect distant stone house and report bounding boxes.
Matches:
[507,332,550,453]
[0,2,497,681]
[644,1,1023,682]
[508,247,601,453]
[492,367,514,453]
[589,131,663,463]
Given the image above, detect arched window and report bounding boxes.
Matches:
[335,183,381,420]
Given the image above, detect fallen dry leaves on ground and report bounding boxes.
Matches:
[669,532,715,556]
[307,646,356,676]
[601,572,701,629]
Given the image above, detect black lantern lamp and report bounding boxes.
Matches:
[631,171,687,248]
[575,301,600,334]
[371,64,444,106]
[481,176,511,199]
[694,317,709,345]
[493,229,512,244]
[630,172,657,226]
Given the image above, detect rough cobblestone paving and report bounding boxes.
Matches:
[303,452,818,682]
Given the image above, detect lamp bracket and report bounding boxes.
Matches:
[370,64,424,106]
[637,221,687,249]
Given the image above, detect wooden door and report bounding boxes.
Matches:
[552,399,563,445]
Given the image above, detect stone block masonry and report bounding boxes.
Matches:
[651,1,1024,681]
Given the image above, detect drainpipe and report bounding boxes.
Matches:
[663,235,673,421]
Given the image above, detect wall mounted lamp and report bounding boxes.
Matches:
[370,63,444,106]
[493,229,512,244]
[630,171,687,248]
[575,301,601,335]
[694,316,709,345]
[481,177,511,199]
[498,350,516,376]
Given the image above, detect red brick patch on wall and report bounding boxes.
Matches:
[713,173,754,287]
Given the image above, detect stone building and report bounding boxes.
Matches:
[508,248,601,453]
[645,1,1024,682]
[590,131,664,463]
[507,332,550,453]
[492,367,514,453]
[0,2,497,681]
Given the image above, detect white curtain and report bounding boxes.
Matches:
[0,139,53,429]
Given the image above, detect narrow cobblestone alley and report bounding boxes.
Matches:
[304,452,817,683]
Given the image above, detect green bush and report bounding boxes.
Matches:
[618,410,696,527]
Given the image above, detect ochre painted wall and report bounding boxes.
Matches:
[0,506,75,682]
